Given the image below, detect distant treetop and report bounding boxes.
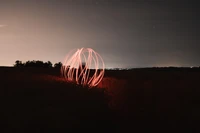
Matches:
[14,60,62,68]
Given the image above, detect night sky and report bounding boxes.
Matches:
[0,0,199,68]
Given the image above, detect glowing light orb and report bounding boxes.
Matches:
[61,48,105,88]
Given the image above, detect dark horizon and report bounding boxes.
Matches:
[1,59,200,70]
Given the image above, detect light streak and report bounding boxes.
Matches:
[61,48,105,88]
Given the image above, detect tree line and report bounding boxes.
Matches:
[14,60,62,68]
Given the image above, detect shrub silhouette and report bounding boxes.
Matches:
[14,60,53,68]
[54,62,62,69]
[14,60,24,67]
[44,61,53,68]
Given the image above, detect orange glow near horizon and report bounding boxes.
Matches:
[61,48,105,88]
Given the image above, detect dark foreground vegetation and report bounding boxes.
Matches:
[0,67,115,132]
[0,67,200,132]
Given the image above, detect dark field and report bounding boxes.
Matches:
[0,67,200,132]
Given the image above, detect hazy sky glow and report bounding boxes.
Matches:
[0,0,199,68]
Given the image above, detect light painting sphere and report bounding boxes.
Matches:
[61,48,105,88]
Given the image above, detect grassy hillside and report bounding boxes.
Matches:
[0,67,200,132]
[0,67,115,132]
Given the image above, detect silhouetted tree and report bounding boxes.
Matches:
[17,60,53,68]
[54,62,62,69]
[14,60,24,67]
[36,60,44,67]
[44,61,53,68]
[24,60,39,67]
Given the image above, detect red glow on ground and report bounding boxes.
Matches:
[61,48,105,88]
